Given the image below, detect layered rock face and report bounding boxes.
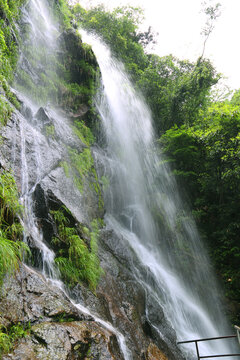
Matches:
[0,96,185,359]
[0,265,123,360]
[0,1,186,358]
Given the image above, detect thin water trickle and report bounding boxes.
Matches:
[9,2,132,358]
[80,30,238,359]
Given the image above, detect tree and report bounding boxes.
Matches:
[75,4,148,79]
[160,102,240,324]
[137,55,219,133]
[200,1,221,59]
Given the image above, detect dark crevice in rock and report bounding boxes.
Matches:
[32,333,48,348]
[68,340,91,360]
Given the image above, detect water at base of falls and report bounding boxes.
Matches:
[80,30,238,359]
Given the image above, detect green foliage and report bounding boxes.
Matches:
[100,176,109,191]
[160,102,240,323]
[52,312,75,323]
[0,0,24,83]
[0,95,12,125]
[77,4,148,79]
[0,0,23,121]
[0,170,29,284]
[52,0,73,29]
[0,322,31,356]
[78,4,219,134]
[0,326,11,356]
[137,55,219,133]
[73,120,95,147]
[51,208,103,290]
[68,147,94,193]
[44,124,55,138]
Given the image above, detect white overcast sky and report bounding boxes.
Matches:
[76,0,240,91]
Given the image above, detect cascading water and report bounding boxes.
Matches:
[6,1,131,358]
[80,30,238,359]
[3,0,238,357]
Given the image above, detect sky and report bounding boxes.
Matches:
[76,0,240,91]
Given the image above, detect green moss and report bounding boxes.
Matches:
[52,312,75,323]
[45,124,55,138]
[61,161,70,178]
[0,0,25,84]
[51,208,103,290]
[100,176,110,191]
[72,120,95,146]
[0,0,24,120]
[52,0,73,30]
[0,95,12,126]
[68,147,94,193]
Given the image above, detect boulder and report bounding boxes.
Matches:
[35,107,52,124]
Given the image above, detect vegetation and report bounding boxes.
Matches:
[0,0,23,120]
[0,322,31,357]
[0,170,29,284]
[51,207,103,290]
[61,118,104,211]
[74,2,240,323]
[0,0,239,327]
[0,0,24,83]
[74,4,148,80]
[76,3,219,134]
[160,101,240,323]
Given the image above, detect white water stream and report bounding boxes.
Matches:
[8,0,238,357]
[12,1,131,359]
[80,30,238,359]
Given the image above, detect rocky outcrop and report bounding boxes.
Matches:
[0,265,87,327]
[0,265,123,360]
[0,102,185,359]
[9,321,122,360]
[71,227,185,360]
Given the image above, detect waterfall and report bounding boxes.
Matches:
[6,1,131,358]
[3,0,238,357]
[80,30,237,359]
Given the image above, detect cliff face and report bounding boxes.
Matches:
[0,100,184,360]
[0,1,185,359]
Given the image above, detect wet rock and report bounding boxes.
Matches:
[58,28,97,85]
[0,264,90,327]
[77,228,186,360]
[70,104,89,119]
[146,294,176,342]
[58,29,83,58]
[72,231,149,359]
[20,103,33,121]
[35,107,52,124]
[3,321,123,360]
[147,343,168,360]
[32,184,55,247]
[41,164,103,225]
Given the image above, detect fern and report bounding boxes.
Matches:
[51,208,103,290]
[0,170,30,283]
